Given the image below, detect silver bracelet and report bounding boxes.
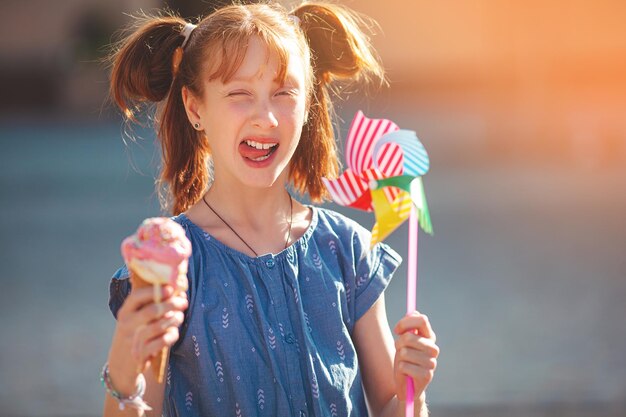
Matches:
[100,362,152,411]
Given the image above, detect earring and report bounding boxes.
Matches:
[193,123,200,130]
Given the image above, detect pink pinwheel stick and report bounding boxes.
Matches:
[405,205,419,416]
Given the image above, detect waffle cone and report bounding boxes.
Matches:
[129,268,180,384]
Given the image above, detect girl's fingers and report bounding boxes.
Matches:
[136,297,188,324]
[134,311,185,344]
[120,295,188,332]
[117,293,187,364]
[131,324,147,362]
[396,361,436,389]
[131,313,184,364]
[395,345,438,370]
[395,336,439,373]
[118,285,175,317]
[393,333,439,396]
[114,285,188,372]
[140,327,181,362]
[393,311,435,341]
[393,311,439,400]
[394,333,440,359]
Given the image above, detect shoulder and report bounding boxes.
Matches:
[310,206,402,265]
[171,213,204,242]
[314,206,402,255]
[313,206,371,241]
[171,213,188,227]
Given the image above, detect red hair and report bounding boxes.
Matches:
[109,2,384,214]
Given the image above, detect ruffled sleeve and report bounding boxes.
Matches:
[353,241,402,322]
[109,265,131,319]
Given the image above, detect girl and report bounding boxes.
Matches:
[104,2,439,416]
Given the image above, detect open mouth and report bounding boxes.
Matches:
[240,139,279,162]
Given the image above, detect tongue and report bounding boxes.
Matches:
[239,142,272,159]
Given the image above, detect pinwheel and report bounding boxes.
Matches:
[323,111,433,416]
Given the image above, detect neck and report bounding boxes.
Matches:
[183,168,300,256]
[204,181,292,231]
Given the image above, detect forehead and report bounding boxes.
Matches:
[203,30,308,86]
[231,36,305,82]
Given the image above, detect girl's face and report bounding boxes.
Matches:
[188,36,307,191]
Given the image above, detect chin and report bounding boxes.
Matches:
[240,173,284,190]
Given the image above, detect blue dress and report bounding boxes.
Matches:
[109,207,401,417]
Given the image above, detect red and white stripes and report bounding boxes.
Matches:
[324,112,403,210]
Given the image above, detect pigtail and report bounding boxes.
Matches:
[109,13,210,215]
[289,2,385,202]
[292,2,385,85]
[109,15,187,121]
[158,79,210,215]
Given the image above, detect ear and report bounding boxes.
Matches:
[181,86,203,125]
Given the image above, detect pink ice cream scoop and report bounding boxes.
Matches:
[121,217,192,287]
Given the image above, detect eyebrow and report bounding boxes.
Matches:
[226,74,258,84]
[225,74,299,87]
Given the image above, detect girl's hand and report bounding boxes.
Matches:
[107,285,188,394]
[393,311,439,401]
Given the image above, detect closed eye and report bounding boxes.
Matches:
[275,89,298,97]
[227,90,251,97]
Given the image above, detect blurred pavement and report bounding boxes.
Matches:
[0,113,624,416]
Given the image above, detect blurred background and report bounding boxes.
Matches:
[0,0,624,416]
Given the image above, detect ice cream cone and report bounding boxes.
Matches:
[121,217,192,384]
[129,269,163,383]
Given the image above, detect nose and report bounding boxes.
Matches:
[251,101,278,129]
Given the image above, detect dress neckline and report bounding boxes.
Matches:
[176,205,319,262]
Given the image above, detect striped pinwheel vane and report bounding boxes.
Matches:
[323,111,433,247]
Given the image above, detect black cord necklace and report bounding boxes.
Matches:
[202,194,293,257]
